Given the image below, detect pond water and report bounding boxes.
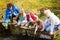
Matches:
[0,34,51,40]
[0,31,51,40]
[0,23,51,40]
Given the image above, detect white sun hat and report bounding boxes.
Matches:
[44,9,51,13]
[44,9,55,17]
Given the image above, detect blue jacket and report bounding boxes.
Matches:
[4,6,19,23]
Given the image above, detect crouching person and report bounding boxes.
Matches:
[40,9,60,35]
[16,8,27,26]
[2,3,20,29]
[26,10,38,28]
[34,20,44,34]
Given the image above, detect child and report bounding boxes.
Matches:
[16,8,27,26]
[40,9,60,35]
[2,3,20,29]
[34,20,44,34]
[26,10,38,28]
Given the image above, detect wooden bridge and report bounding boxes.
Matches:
[0,14,60,40]
[0,21,60,40]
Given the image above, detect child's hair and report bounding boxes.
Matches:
[7,3,14,9]
[36,20,41,26]
[36,20,43,30]
[40,8,45,14]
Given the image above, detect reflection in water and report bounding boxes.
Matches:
[0,23,51,40]
[0,32,51,40]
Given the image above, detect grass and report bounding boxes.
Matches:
[56,35,60,40]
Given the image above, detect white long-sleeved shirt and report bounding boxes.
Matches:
[44,12,60,34]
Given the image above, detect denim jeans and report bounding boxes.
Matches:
[45,24,58,32]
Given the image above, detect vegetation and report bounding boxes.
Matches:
[0,0,60,12]
[0,0,60,19]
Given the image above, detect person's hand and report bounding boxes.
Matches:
[50,32,53,35]
[2,23,8,29]
[15,24,18,27]
[25,23,28,26]
[40,30,43,31]
[13,12,17,15]
[34,32,36,35]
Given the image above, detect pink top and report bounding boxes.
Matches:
[26,13,36,22]
[30,13,36,21]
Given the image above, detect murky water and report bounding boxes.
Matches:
[0,34,51,40]
[0,32,51,40]
[0,23,51,40]
[0,30,51,40]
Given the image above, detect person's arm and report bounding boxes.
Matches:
[34,15,38,20]
[23,16,27,22]
[15,6,20,12]
[13,12,17,15]
[39,19,45,31]
[4,10,11,24]
[14,6,20,16]
[50,18,55,35]
[30,16,34,22]
[34,26,38,34]
[40,22,45,31]
[23,13,26,21]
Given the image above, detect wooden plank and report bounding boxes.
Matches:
[54,30,60,38]
[0,19,4,23]
[1,24,57,40]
